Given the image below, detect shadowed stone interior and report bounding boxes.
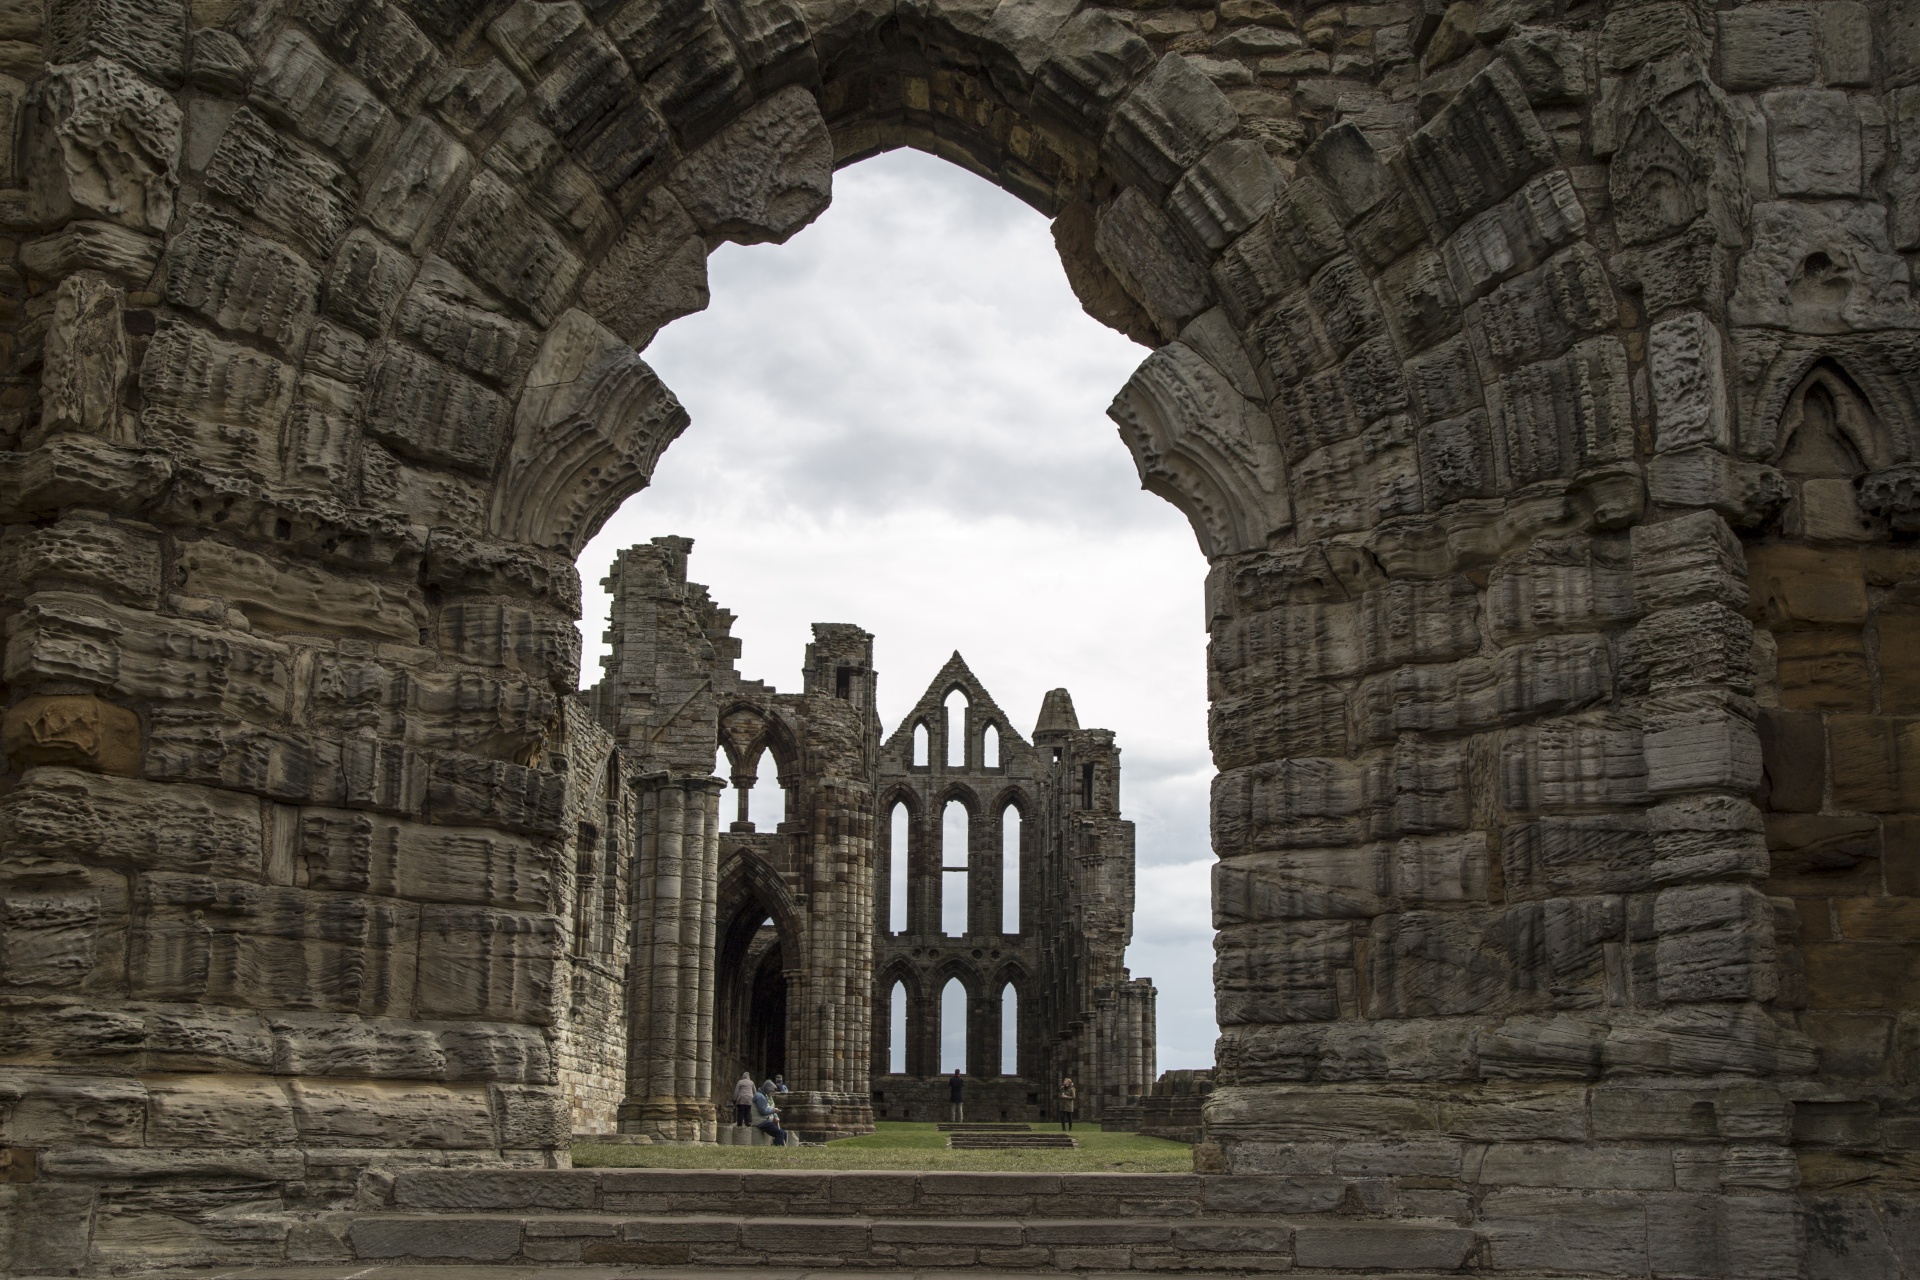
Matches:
[2,0,1919,1272]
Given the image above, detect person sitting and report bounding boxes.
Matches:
[771,1073,790,1094]
[752,1086,790,1147]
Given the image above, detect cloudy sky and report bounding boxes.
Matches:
[576,149,1220,1071]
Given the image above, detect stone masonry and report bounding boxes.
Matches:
[580,538,1157,1140]
[0,0,1917,1271]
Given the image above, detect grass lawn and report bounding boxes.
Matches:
[573,1122,1194,1173]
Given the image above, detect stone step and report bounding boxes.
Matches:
[346,1211,1479,1272]
[937,1122,1033,1131]
[946,1133,1077,1148]
[393,1169,1210,1220]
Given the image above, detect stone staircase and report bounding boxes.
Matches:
[936,1122,1033,1131]
[331,1168,1480,1272]
[945,1130,1077,1149]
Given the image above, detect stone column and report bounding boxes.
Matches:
[621,771,722,1141]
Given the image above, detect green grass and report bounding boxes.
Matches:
[573,1121,1194,1173]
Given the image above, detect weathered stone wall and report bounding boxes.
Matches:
[550,700,629,1138]
[0,0,1913,1268]
[871,660,1157,1121]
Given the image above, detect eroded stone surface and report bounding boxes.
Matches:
[0,0,1913,1272]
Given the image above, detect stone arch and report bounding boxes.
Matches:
[872,954,921,1078]
[714,845,805,1090]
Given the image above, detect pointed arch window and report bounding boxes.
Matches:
[889,980,907,1075]
[945,689,968,768]
[1001,982,1018,1077]
[982,723,999,769]
[941,977,966,1073]
[942,800,969,937]
[913,722,929,767]
[1001,803,1021,935]
[888,800,909,935]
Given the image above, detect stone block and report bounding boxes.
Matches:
[1717,4,1816,91]
[1757,709,1827,812]
[666,84,830,246]
[249,31,391,168]
[1644,691,1763,795]
[351,1215,522,1259]
[442,169,586,325]
[1655,884,1779,1002]
[1500,721,1648,813]
[166,209,318,351]
[1883,816,1920,896]
[1293,1223,1472,1268]
[1630,510,1748,612]
[1477,1142,1675,1189]
[1774,629,1871,711]
[178,543,425,642]
[1650,794,1769,885]
[362,342,510,475]
[30,58,182,234]
[204,108,351,258]
[1102,54,1237,196]
[1095,187,1212,339]
[1396,60,1555,234]
[1483,1187,1648,1272]
[1031,9,1154,133]
[1803,940,1920,1011]
[1481,242,1617,372]
[144,1073,297,1146]
[2,695,140,777]
[1830,716,1920,812]
[361,115,472,253]
[0,1070,146,1145]
[1649,312,1731,453]
[1168,138,1280,255]
[139,319,295,476]
[1765,89,1861,197]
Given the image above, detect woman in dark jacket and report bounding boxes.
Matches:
[948,1069,965,1123]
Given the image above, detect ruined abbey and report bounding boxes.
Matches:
[557,536,1157,1142]
[2,0,1920,1270]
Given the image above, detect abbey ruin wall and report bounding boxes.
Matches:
[0,0,1916,1270]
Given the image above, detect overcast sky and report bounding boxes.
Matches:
[576,149,1220,1072]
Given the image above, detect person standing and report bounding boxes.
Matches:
[731,1072,755,1129]
[949,1068,966,1123]
[1058,1075,1077,1131]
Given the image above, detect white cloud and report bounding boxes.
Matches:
[578,148,1221,1070]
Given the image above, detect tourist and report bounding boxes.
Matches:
[1058,1075,1076,1131]
[752,1085,790,1146]
[731,1072,755,1128]
[772,1073,790,1094]
[949,1068,965,1123]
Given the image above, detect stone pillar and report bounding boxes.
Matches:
[620,772,723,1141]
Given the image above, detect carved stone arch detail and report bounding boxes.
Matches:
[936,782,982,816]
[926,955,987,998]
[989,785,1031,817]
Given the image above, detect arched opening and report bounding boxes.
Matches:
[568,145,1216,1114]
[944,689,969,768]
[940,977,967,1074]
[888,800,909,935]
[942,799,969,937]
[1001,804,1021,935]
[889,980,907,1075]
[1001,982,1018,1077]
[747,772,785,829]
[715,891,789,1096]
